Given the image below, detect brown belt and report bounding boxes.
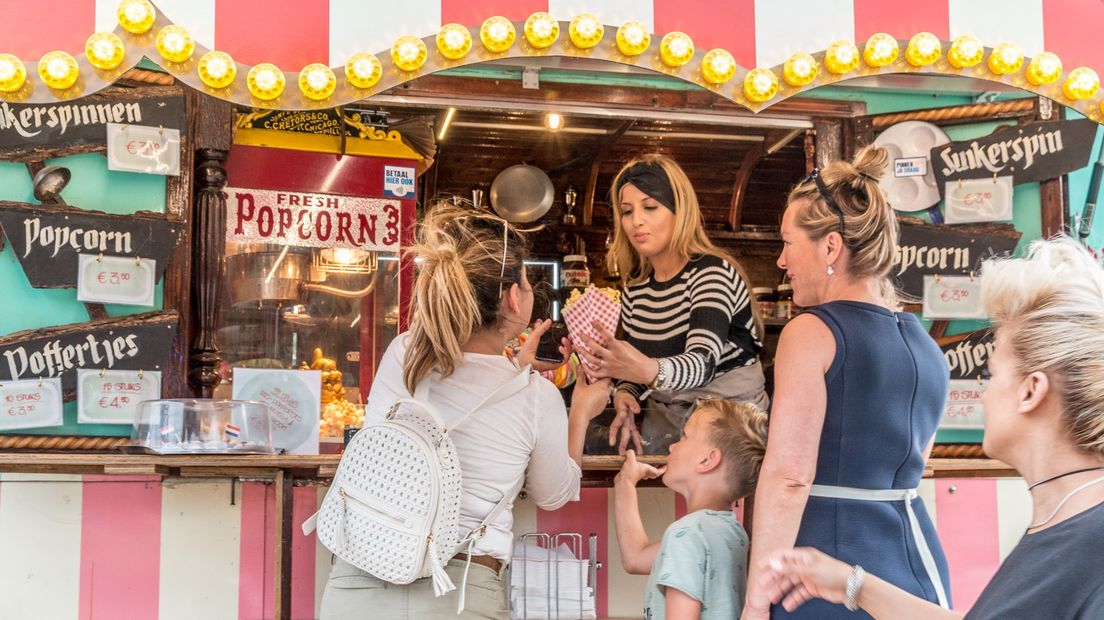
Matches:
[453,552,502,573]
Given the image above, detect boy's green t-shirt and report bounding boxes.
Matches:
[643,509,749,620]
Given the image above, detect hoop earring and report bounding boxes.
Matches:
[827,265,835,276]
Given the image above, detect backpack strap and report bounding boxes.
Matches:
[454,475,525,613]
[446,365,531,433]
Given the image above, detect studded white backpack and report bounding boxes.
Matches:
[303,367,532,612]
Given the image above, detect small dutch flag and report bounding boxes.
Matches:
[224,424,241,439]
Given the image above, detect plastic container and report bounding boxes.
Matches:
[125,399,275,454]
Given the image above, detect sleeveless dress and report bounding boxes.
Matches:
[772,301,952,619]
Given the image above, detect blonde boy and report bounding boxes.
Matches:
[614,399,768,620]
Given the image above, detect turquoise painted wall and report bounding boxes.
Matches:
[0,153,167,436]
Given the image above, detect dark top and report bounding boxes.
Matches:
[775,301,951,619]
[615,254,760,397]
[966,500,1104,619]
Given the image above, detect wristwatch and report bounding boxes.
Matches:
[651,358,670,390]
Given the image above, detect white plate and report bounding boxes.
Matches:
[873,121,951,212]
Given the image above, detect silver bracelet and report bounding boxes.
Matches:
[844,565,865,612]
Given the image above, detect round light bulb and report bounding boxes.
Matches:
[783,51,819,86]
[38,51,79,90]
[436,23,472,60]
[197,51,236,89]
[0,54,27,92]
[906,32,941,67]
[85,32,125,71]
[298,63,336,100]
[569,13,604,49]
[825,41,860,74]
[480,16,516,53]
[700,49,736,85]
[660,32,695,68]
[391,35,428,72]
[1063,67,1100,100]
[345,52,382,89]
[616,21,651,56]
[247,63,285,101]
[863,33,899,67]
[988,42,1024,75]
[1026,52,1063,86]
[117,0,156,35]
[524,12,559,49]
[156,25,195,64]
[948,34,984,68]
[743,67,779,103]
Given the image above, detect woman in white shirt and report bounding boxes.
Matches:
[319,204,611,619]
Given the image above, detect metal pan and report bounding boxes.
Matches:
[490,163,555,223]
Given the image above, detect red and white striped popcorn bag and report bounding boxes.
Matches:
[561,286,621,382]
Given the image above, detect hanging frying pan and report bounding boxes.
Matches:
[489,164,555,223]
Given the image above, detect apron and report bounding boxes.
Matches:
[640,361,769,454]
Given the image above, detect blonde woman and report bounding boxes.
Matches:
[319,204,611,619]
[756,237,1104,619]
[742,146,951,620]
[578,155,768,455]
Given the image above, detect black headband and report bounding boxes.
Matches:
[617,162,677,213]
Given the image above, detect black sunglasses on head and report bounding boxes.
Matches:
[802,168,846,237]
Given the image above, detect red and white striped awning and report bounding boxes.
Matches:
[1,0,1102,117]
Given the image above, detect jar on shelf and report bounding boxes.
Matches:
[775,283,794,319]
[752,287,776,318]
[563,254,590,289]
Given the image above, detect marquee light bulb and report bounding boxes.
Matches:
[117,0,156,35]
[298,63,336,100]
[480,16,516,53]
[0,54,27,92]
[436,23,472,60]
[86,33,125,70]
[660,32,694,68]
[156,25,195,64]
[392,35,428,72]
[824,40,860,74]
[524,12,560,49]
[198,51,236,89]
[701,49,736,84]
[948,34,984,68]
[783,51,819,86]
[1026,52,1063,86]
[247,63,285,101]
[988,42,1024,75]
[906,32,941,67]
[743,67,779,102]
[345,52,381,89]
[863,33,899,67]
[616,20,651,56]
[569,13,604,49]
[1063,67,1100,100]
[39,51,79,90]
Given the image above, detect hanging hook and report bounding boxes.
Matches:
[97,253,104,262]
[933,274,942,284]
[138,369,144,380]
[99,368,106,378]
[37,376,43,388]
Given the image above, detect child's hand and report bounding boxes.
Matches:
[616,449,665,486]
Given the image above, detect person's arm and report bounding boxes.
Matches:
[741,314,835,620]
[666,588,703,620]
[568,372,611,466]
[613,450,665,574]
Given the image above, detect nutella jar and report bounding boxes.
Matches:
[752,287,776,318]
[563,254,590,288]
[775,283,794,319]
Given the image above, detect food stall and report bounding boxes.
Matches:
[1,1,1104,618]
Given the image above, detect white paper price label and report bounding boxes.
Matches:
[922,275,985,319]
[942,379,987,429]
[77,369,161,424]
[106,122,181,176]
[0,378,63,431]
[77,254,156,306]
[944,177,1013,224]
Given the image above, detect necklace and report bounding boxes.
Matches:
[1027,475,1104,529]
[1027,465,1104,491]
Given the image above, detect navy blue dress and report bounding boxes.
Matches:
[772,301,952,619]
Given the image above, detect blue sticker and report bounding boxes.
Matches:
[383,165,416,198]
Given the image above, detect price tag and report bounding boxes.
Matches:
[77,254,156,306]
[106,122,181,176]
[922,275,985,319]
[944,177,1013,224]
[0,378,63,431]
[77,369,161,424]
[941,379,987,429]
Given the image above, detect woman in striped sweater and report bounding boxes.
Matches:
[577,154,768,455]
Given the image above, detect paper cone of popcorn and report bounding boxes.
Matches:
[561,286,621,381]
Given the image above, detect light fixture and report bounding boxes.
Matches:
[1063,67,1100,100]
[314,248,378,275]
[392,35,428,72]
[616,20,651,56]
[299,63,336,100]
[906,32,941,67]
[701,49,736,85]
[824,40,860,74]
[437,107,457,139]
[545,112,564,130]
[863,33,898,67]
[524,12,560,49]
[743,68,779,102]
[345,52,381,88]
[437,23,472,60]
[38,51,79,90]
[0,54,27,92]
[198,51,236,88]
[783,51,819,86]
[247,63,285,101]
[660,32,695,68]
[85,33,125,71]
[1026,52,1063,86]
[988,42,1023,75]
[569,13,604,49]
[156,25,195,64]
[480,16,515,53]
[117,0,156,35]
[947,34,984,68]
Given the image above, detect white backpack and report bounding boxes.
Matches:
[303,367,531,612]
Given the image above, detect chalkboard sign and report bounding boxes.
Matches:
[0,311,176,398]
[895,220,1021,301]
[931,119,1096,192]
[938,328,993,382]
[0,202,182,288]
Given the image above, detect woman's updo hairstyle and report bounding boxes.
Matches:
[402,201,529,392]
